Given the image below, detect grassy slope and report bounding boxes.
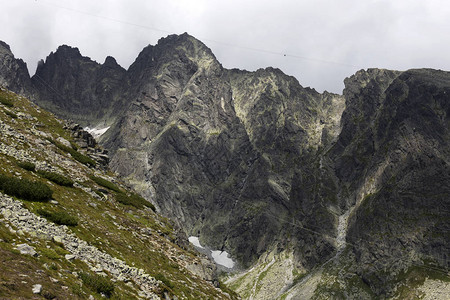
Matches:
[0,87,238,299]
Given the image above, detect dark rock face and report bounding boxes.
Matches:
[1,34,449,297]
[339,69,450,295]
[31,45,127,126]
[0,41,33,96]
[101,34,340,266]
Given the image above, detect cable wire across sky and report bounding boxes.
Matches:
[34,0,363,70]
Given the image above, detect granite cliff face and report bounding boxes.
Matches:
[0,41,33,96]
[31,45,127,126]
[100,34,345,268]
[340,69,450,296]
[1,35,449,299]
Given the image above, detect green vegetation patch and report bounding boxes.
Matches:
[0,94,14,107]
[4,109,17,118]
[38,247,60,260]
[36,208,78,226]
[116,193,156,211]
[37,170,74,187]
[16,161,36,172]
[155,273,175,289]
[49,139,96,167]
[90,176,122,193]
[79,272,115,297]
[0,174,52,201]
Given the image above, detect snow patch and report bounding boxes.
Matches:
[211,250,235,268]
[188,236,235,269]
[188,236,204,249]
[85,126,110,139]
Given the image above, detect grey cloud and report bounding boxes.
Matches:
[0,0,449,93]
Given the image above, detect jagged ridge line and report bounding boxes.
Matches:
[36,0,363,69]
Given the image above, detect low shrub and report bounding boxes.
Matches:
[0,95,14,107]
[69,150,96,167]
[49,139,96,167]
[79,272,114,297]
[36,208,78,226]
[70,141,78,150]
[90,176,122,193]
[155,273,174,289]
[42,291,56,300]
[17,161,36,172]
[0,174,52,201]
[37,170,74,187]
[116,193,156,211]
[39,247,60,260]
[4,109,17,118]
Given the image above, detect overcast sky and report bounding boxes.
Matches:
[1,0,449,93]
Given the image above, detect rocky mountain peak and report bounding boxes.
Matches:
[36,45,90,76]
[54,44,83,58]
[31,43,127,127]
[130,32,218,75]
[0,40,32,96]
[0,41,11,52]
[103,55,122,69]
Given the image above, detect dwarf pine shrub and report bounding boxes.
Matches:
[49,139,96,167]
[90,176,122,193]
[17,161,36,172]
[37,170,74,187]
[0,95,14,107]
[116,193,156,211]
[79,272,114,297]
[0,174,52,201]
[36,208,78,226]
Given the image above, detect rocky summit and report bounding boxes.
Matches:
[1,34,449,299]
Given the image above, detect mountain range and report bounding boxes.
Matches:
[1,33,449,299]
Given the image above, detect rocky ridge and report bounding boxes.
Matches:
[0,41,33,96]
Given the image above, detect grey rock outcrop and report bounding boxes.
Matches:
[16,243,38,256]
[340,69,450,296]
[65,122,110,167]
[31,45,127,126]
[32,284,42,294]
[0,41,33,96]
